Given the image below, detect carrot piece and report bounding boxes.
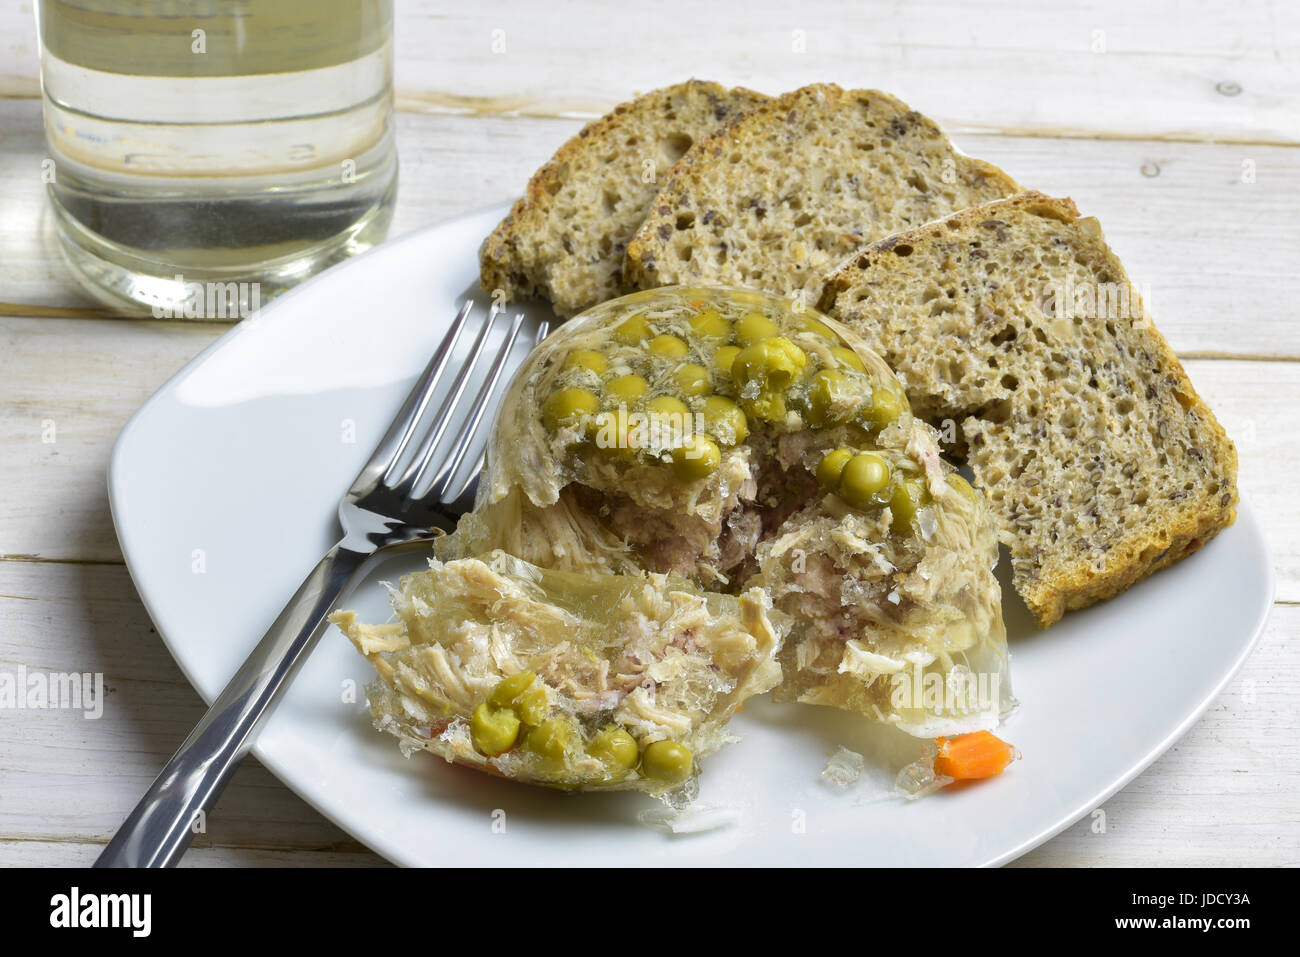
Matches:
[934,731,1016,781]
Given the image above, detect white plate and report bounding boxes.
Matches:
[110,203,1275,867]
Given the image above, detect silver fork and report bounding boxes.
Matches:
[96,301,545,868]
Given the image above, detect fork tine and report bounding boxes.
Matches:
[429,312,528,501]
[374,299,474,486]
[394,303,504,495]
[445,318,551,504]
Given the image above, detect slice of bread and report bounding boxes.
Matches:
[819,191,1238,626]
[623,83,1019,302]
[479,80,766,317]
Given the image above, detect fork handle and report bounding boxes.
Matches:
[95,543,370,868]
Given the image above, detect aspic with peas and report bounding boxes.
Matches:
[333,552,782,801]
[336,287,1013,801]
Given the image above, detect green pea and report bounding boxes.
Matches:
[591,410,638,460]
[543,387,600,432]
[471,702,520,757]
[642,740,693,783]
[713,344,742,377]
[889,478,929,535]
[489,671,536,708]
[605,374,648,404]
[588,726,639,769]
[648,334,689,359]
[832,346,867,373]
[865,386,907,429]
[673,363,712,396]
[613,315,652,345]
[731,337,808,422]
[734,312,782,346]
[806,368,862,427]
[839,452,892,508]
[489,671,549,725]
[816,447,854,488]
[700,395,749,445]
[645,394,690,418]
[689,309,731,342]
[523,717,579,761]
[672,433,721,481]
[643,395,691,446]
[515,686,549,725]
[563,349,608,375]
[801,316,839,340]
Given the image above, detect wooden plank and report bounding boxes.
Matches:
[0,314,219,564]
[2,0,1298,142]
[3,97,1299,355]
[1179,360,1300,600]
[962,135,1300,361]
[0,559,387,864]
[1015,602,1299,866]
[0,558,1292,866]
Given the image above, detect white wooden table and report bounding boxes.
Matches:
[1,0,1297,867]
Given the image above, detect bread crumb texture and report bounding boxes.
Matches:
[480,80,766,317]
[625,83,1019,301]
[821,192,1239,626]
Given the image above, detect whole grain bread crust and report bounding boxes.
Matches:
[1031,490,1234,625]
[624,83,1019,295]
[479,80,766,316]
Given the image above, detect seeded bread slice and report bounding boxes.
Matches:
[479,80,766,318]
[623,83,1019,302]
[819,191,1238,626]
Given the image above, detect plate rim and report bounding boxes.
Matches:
[107,201,514,699]
[985,540,1273,866]
[107,203,1277,868]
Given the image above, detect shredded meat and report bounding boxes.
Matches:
[717,507,762,575]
